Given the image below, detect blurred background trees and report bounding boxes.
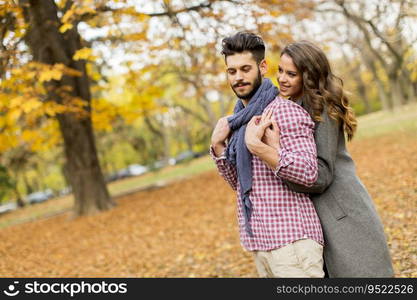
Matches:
[0,0,416,215]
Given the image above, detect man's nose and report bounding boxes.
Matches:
[235,70,244,81]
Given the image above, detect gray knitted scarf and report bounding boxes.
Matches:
[226,78,279,236]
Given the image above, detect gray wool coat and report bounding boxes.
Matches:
[285,104,394,278]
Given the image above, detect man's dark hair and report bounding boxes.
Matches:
[221,31,265,64]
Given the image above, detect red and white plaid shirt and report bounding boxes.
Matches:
[211,96,324,251]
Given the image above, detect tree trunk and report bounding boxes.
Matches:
[22,173,34,195]
[390,75,406,109]
[357,80,371,113]
[162,123,170,163]
[8,169,25,207]
[413,82,417,103]
[14,188,25,208]
[361,53,392,111]
[21,0,113,216]
[401,71,417,104]
[408,82,416,103]
[351,66,372,113]
[11,171,25,207]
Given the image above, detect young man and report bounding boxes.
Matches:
[210,31,324,277]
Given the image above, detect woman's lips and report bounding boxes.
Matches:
[280,86,290,92]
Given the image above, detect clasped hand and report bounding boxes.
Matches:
[245,109,281,154]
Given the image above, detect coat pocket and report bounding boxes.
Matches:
[325,190,348,220]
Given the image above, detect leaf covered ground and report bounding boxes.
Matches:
[0,132,416,277]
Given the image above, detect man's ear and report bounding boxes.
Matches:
[259,59,267,76]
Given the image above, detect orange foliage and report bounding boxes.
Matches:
[0,131,415,277]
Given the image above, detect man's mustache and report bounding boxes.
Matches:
[233,82,251,88]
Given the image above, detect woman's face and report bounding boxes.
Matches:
[277,53,303,100]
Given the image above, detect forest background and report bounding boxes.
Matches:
[0,0,416,277]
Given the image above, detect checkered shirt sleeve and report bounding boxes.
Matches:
[273,101,318,187]
[209,146,238,191]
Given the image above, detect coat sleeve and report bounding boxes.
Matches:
[284,109,340,194]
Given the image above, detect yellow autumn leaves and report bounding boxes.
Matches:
[73,48,97,62]
[0,60,90,153]
[59,1,96,33]
[8,62,82,84]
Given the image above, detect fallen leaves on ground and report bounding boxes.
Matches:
[349,132,417,278]
[0,132,415,277]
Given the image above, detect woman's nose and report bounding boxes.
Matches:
[278,74,287,83]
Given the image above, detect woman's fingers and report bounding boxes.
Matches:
[260,111,266,123]
[260,109,274,131]
[260,119,273,131]
[249,115,261,126]
[263,109,272,118]
[267,109,273,120]
[262,109,273,122]
[249,111,275,132]
[271,120,279,131]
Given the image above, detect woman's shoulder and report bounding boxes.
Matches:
[268,96,314,125]
[268,95,309,112]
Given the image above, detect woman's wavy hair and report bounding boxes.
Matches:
[281,40,357,140]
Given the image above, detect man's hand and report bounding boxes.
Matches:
[211,116,231,157]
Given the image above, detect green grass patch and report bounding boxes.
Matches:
[355,103,417,139]
[108,155,215,196]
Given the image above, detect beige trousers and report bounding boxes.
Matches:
[253,239,324,278]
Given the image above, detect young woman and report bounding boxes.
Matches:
[266,40,394,277]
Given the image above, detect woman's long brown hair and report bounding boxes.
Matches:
[281,40,357,140]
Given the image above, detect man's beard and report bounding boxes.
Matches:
[231,70,262,100]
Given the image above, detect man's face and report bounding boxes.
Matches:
[225,51,266,101]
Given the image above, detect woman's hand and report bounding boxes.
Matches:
[245,109,281,155]
[245,109,281,169]
[245,110,274,154]
[261,110,281,151]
